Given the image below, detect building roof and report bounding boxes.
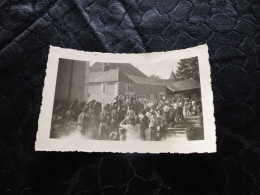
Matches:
[90,62,148,78]
[89,62,200,92]
[89,69,119,83]
[123,73,165,86]
[166,79,200,92]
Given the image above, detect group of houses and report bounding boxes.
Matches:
[88,62,200,104]
[54,59,201,105]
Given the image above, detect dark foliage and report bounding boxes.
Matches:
[176,57,199,80]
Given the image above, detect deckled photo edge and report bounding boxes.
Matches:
[35,44,216,154]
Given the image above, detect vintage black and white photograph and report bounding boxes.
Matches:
[50,57,204,142]
[36,45,215,153]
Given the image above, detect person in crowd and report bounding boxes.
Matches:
[139,109,150,141]
[146,107,152,121]
[168,104,175,128]
[191,98,197,115]
[76,106,90,136]
[50,108,66,138]
[111,104,118,130]
[133,100,139,116]
[172,99,178,123]
[117,105,125,124]
[149,109,158,141]
[109,131,118,140]
[196,99,202,114]
[177,100,184,121]
[70,100,81,120]
[188,100,193,116]
[183,99,190,117]
[119,115,140,141]
[156,109,167,140]
[98,104,111,140]
[53,99,64,120]
[163,103,170,126]
[65,108,75,121]
[52,94,202,141]
[127,105,135,117]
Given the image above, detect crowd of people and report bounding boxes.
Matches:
[50,95,202,141]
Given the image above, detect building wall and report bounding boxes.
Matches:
[55,59,71,101]
[118,81,166,99]
[55,58,89,102]
[88,82,118,104]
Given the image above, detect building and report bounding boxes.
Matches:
[55,58,89,103]
[166,79,201,98]
[159,70,201,99]
[55,60,201,105]
[88,62,166,104]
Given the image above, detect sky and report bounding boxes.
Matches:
[89,53,185,80]
[134,59,180,79]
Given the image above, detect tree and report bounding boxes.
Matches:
[149,74,161,81]
[176,56,199,80]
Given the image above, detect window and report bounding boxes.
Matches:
[101,83,107,93]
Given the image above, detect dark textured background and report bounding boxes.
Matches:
[0,0,260,194]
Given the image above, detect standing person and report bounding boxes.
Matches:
[149,110,158,141]
[70,100,81,120]
[65,108,75,121]
[139,109,149,141]
[125,97,130,108]
[76,107,90,136]
[98,104,111,140]
[196,99,202,114]
[168,104,175,128]
[188,100,193,116]
[65,107,76,133]
[85,104,95,137]
[117,105,125,124]
[133,101,139,116]
[157,110,167,140]
[173,100,178,123]
[163,103,170,126]
[146,107,152,121]
[137,99,145,111]
[191,98,197,115]
[111,104,118,132]
[127,105,135,117]
[177,100,184,121]
[183,100,189,117]
[91,101,101,137]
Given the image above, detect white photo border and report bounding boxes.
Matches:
[35,44,216,153]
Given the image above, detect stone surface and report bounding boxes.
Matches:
[0,0,260,194]
[252,3,260,21]
[235,19,260,36]
[206,13,236,33]
[169,1,193,22]
[189,3,210,23]
[140,9,169,34]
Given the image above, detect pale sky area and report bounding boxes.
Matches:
[134,59,180,79]
[88,52,191,80]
